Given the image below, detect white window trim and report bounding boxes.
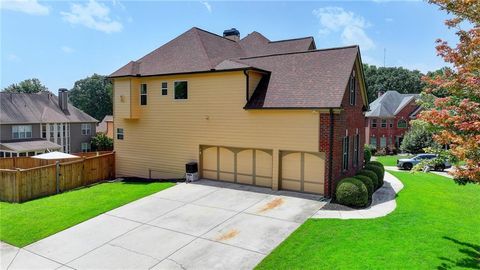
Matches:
[12,125,32,139]
[173,80,188,101]
[140,83,148,105]
[81,123,91,135]
[161,82,168,96]
[81,142,91,152]
[116,128,124,140]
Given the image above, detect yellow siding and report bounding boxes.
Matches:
[114,79,131,119]
[113,71,319,180]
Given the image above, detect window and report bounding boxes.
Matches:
[381,119,387,128]
[41,124,47,138]
[380,137,387,148]
[81,142,91,152]
[353,133,360,167]
[140,84,147,105]
[342,136,350,171]
[161,82,168,96]
[349,70,356,105]
[174,81,188,100]
[370,137,377,147]
[398,119,407,128]
[12,125,32,139]
[81,123,91,135]
[371,119,377,128]
[117,128,124,140]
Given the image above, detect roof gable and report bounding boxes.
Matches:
[366,91,419,117]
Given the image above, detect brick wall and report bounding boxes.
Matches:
[320,63,367,197]
[367,100,418,150]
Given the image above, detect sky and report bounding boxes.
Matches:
[1,0,459,94]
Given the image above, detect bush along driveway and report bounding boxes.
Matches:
[256,171,480,269]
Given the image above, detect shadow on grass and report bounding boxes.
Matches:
[437,236,480,269]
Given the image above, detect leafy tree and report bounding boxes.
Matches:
[2,78,48,93]
[90,133,113,151]
[69,74,112,121]
[419,0,480,182]
[400,120,437,154]
[363,64,426,102]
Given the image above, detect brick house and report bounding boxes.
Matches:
[109,27,369,197]
[365,90,420,152]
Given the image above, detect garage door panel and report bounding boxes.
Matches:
[304,182,324,194]
[219,172,235,182]
[281,152,301,180]
[256,150,272,177]
[255,176,272,187]
[237,150,253,174]
[237,174,253,185]
[304,153,325,183]
[203,171,217,180]
[281,179,301,191]
[202,147,217,171]
[219,148,235,173]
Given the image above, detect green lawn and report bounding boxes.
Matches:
[375,155,413,166]
[257,172,480,269]
[0,181,174,247]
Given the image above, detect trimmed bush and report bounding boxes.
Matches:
[357,169,379,190]
[365,164,384,188]
[335,178,368,207]
[364,146,372,163]
[354,175,374,197]
[367,161,385,172]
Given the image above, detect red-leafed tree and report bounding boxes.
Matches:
[420,0,480,182]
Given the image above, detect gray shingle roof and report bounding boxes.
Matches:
[0,92,98,124]
[0,140,62,152]
[366,91,419,118]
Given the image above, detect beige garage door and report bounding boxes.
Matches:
[201,146,272,187]
[280,151,325,194]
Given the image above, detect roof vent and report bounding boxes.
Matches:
[223,28,240,42]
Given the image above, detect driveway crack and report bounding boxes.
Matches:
[166,258,187,270]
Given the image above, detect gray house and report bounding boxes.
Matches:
[0,90,97,157]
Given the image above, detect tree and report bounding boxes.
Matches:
[69,74,113,121]
[400,120,438,154]
[90,133,113,151]
[419,0,480,182]
[363,64,426,102]
[2,78,48,93]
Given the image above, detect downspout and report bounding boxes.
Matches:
[329,108,334,198]
[243,69,249,102]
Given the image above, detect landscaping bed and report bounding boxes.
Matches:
[0,180,174,247]
[256,172,480,269]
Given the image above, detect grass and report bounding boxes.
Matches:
[256,172,480,269]
[374,154,413,166]
[0,181,174,247]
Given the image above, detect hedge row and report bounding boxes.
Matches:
[335,161,386,208]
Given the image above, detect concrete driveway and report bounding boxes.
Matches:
[3,180,327,270]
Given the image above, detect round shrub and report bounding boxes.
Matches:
[354,175,374,197]
[365,164,384,187]
[335,178,368,207]
[367,161,385,172]
[357,169,379,190]
[364,147,372,163]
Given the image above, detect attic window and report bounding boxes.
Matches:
[161,82,168,96]
[349,70,356,106]
[140,84,147,105]
[174,81,188,100]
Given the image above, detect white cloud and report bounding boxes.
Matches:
[1,0,49,15]
[61,46,74,54]
[385,18,394,22]
[313,7,375,51]
[7,53,20,62]
[60,0,123,34]
[201,1,211,13]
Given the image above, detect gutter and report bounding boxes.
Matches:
[328,108,334,198]
[243,70,249,102]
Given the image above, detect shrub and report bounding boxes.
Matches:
[335,178,368,207]
[365,164,384,188]
[357,169,379,190]
[364,145,372,163]
[367,161,385,173]
[354,175,374,197]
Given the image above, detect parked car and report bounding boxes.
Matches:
[397,154,451,171]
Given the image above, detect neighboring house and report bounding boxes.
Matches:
[97,115,114,138]
[365,90,420,151]
[0,90,98,157]
[109,27,369,197]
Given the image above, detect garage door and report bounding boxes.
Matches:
[280,151,325,194]
[200,146,272,188]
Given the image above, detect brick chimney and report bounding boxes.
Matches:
[58,88,69,112]
[223,28,240,42]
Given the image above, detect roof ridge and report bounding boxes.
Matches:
[192,27,238,43]
[237,45,359,60]
[194,28,214,69]
[268,36,313,43]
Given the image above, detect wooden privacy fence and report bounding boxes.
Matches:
[0,152,115,203]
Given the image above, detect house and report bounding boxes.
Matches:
[0,90,98,157]
[97,115,114,138]
[365,90,420,151]
[109,27,369,197]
